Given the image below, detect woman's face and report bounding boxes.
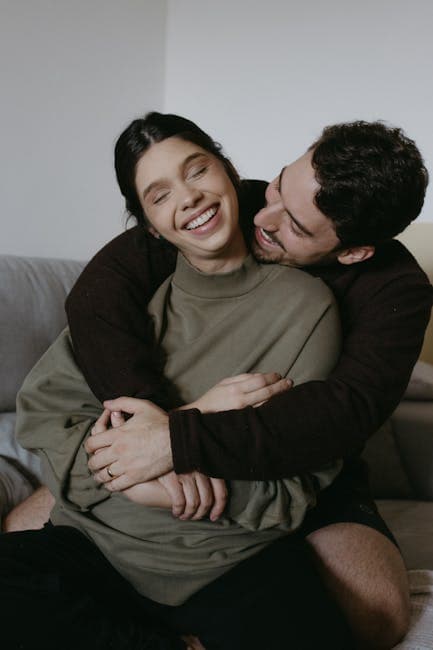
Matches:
[135,137,244,272]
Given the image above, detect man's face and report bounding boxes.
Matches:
[252,151,342,267]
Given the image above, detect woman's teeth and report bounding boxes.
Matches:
[185,206,217,230]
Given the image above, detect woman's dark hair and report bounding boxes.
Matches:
[310,121,429,246]
[114,111,240,226]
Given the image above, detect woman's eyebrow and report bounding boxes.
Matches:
[142,153,207,199]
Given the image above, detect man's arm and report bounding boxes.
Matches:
[169,244,433,479]
[65,226,177,407]
[66,224,432,480]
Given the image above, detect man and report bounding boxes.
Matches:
[11,121,433,647]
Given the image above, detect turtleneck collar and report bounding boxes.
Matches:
[172,253,271,299]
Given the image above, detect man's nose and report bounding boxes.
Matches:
[254,202,282,230]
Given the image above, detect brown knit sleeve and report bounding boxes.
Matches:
[65,226,177,406]
[169,243,433,479]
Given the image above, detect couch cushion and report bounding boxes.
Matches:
[394,570,433,649]
[0,255,84,411]
[0,412,42,482]
[377,500,433,570]
[362,420,415,500]
[404,361,433,401]
[391,401,433,500]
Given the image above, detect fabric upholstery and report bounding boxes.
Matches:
[377,501,433,571]
[0,255,84,411]
[362,420,415,500]
[391,400,433,500]
[0,413,42,482]
[404,360,433,401]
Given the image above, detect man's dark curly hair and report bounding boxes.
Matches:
[310,121,429,247]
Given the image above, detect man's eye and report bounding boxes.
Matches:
[290,220,304,237]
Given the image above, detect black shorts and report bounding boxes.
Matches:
[299,458,398,547]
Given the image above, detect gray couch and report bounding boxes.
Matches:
[1,253,433,566]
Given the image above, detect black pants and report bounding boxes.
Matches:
[0,524,353,650]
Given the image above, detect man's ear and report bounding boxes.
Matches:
[337,245,375,266]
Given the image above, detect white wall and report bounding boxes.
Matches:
[0,0,167,260]
[165,0,433,222]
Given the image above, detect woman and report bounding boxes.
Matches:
[11,113,349,649]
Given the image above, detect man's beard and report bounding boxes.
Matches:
[250,232,297,267]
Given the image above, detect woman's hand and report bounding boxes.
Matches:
[186,372,293,413]
[90,409,227,520]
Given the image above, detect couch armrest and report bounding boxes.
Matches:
[391,400,433,500]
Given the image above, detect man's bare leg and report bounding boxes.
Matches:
[307,523,410,649]
[2,486,54,532]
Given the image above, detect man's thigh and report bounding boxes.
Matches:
[306,523,409,646]
[301,461,410,646]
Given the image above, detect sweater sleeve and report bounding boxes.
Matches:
[15,329,106,510]
[65,227,177,408]
[169,255,433,479]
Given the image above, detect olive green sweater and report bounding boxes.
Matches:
[16,255,341,605]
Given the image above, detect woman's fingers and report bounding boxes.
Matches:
[190,474,217,521]
[219,372,281,386]
[158,472,186,517]
[222,374,293,409]
[209,478,228,521]
[178,474,201,520]
[248,377,293,407]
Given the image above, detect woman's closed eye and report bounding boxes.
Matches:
[187,165,208,180]
[152,190,170,205]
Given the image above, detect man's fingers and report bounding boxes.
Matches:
[209,478,228,521]
[104,473,133,492]
[87,446,117,472]
[93,463,121,485]
[91,409,111,435]
[85,430,116,455]
[111,411,126,427]
[103,397,149,415]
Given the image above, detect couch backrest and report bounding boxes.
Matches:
[398,223,433,364]
[0,255,84,412]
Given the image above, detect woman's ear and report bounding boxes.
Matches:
[147,226,163,240]
[337,245,375,266]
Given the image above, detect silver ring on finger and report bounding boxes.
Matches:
[107,466,115,479]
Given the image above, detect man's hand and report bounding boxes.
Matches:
[86,397,172,489]
[186,372,292,413]
[88,406,227,519]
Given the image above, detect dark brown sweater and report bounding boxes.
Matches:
[66,180,433,480]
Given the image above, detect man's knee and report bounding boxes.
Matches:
[306,522,410,648]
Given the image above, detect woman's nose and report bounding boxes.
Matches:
[181,185,203,209]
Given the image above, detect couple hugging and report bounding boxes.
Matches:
[4,112,432,650]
